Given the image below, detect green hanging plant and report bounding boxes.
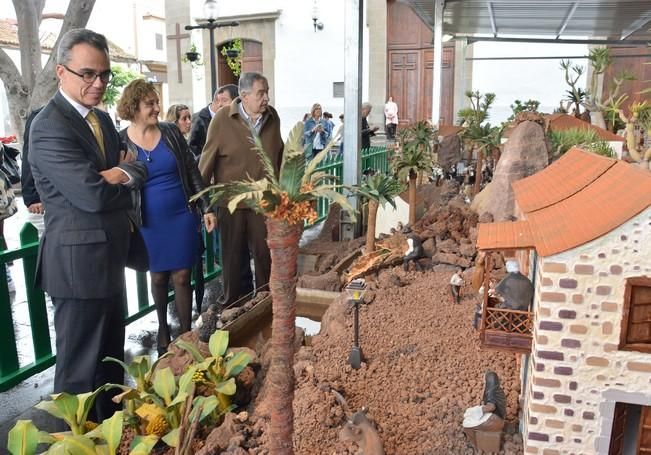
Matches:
[220,39,243,76]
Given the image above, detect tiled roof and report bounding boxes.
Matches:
[0,19,136,62]
[512,147,616,213]
[477,149,651,256]
[545,113,624,142]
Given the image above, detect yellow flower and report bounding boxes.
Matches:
[145,415,168,437]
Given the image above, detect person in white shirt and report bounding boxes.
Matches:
[450,268,464,304]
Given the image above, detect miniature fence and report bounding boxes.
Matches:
[312,146,389,223]
[0,223,220,392]
[481,306,533,353]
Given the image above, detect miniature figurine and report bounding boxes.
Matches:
[462,371,506,451]
[402,234,424,271]
[449,268,464,304]
[495,260,534,311]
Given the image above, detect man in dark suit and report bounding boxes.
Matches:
[189,84,239,158]
[28,29,147,421]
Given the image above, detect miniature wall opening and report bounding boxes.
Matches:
[607,402,651,454]
[619,277,651,354]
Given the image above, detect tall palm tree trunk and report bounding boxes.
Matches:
[408,172,417,225]
[266,218,303,455]
[365,200,379,253]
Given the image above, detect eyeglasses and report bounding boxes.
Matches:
[61,65,114,84]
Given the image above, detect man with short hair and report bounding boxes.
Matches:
[189,84,239,157]
[29,28,147,421]
[199,72,283,306]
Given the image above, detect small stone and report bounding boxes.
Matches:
[237,411,249,422]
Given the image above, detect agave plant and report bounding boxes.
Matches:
[356,173,404,253]
[192,122,355,454]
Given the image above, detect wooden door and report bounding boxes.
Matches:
[609,403,627,455]
[422,47,455,125]
[638,406,651,454]
[217,39,263,87]
[389,51,419,125]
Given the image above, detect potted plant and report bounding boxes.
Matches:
[183,43,202,64]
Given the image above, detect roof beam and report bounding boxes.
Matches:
[555,1,580,39]
[487,1,497,38]
[620,15,651,41]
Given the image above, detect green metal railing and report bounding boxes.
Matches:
[312,146,389,223]
[0,224,220,392]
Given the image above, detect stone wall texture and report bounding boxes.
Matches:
[523,206,651,454]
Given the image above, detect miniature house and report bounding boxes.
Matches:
[476,147,651,454]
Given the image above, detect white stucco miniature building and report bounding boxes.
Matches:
[477,147,651,453]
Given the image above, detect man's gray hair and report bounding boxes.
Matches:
[239,72,267,94]
[362,102,373,110]
[57,28,109,65]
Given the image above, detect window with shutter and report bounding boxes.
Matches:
[619,278,651,353]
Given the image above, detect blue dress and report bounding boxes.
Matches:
[136,139,199,273]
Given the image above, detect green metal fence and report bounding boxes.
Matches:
[0,224,219,392]
[312,146,389,223]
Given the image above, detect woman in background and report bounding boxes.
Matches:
[166,104,192,138]
[117,80,216,355]
[303,103,332,158]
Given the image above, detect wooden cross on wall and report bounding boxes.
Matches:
[167,23,190,83]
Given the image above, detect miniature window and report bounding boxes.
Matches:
[619,277,651,353]
[155,33,163,50]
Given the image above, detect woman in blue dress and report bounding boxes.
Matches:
[117,80,216,355]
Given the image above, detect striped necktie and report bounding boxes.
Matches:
[86,110,105,158]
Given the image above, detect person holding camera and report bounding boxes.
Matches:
[303,103,332,158]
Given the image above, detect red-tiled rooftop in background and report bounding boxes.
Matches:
[477,149,651,257]
[545,113,624,142]
[476,221,535,251]
[513,148,616,213]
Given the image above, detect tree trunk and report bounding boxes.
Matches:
[473,149,483,196]
[266,218,303,455]
[590,110,607,130]
[408,173,417,225]
[365,199,378,253]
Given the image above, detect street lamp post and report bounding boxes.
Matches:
[345,279,367,369]
[185,0,239,97]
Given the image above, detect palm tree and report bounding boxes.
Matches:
[393,141,434,225]
[463,123,502,195]
[192,123,353,454]
[357,173,404,253]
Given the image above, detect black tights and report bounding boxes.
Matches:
[150,268,192,353]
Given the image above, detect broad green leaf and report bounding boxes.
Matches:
[46,441,66,455]
[78,385,115,425]
[209,330,229,357]
[169,391,189,407]
[190,396,218,422]
[110,387,139,404]
[178,366,198,395]
[59,435,96,455]
[175,340,205,362]
[38,431,57,444]
[214,378,236,395]
[51,393,79,426]
[161,428,180,448]
[7,420,39,455]
[129,435,158,455]
[102,357,130,375]
[95,445,109,455]
[152,367,176,405]
[225,351,251,377]
[36,400,64,420]
[101,411,123,455]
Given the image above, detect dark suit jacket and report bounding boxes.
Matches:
[28,91,147,299]
[21,107,43,207]
[188,105,212,157]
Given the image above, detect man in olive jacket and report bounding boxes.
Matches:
[199,72,283,306]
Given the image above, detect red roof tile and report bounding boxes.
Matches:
[513,147,616,213]
[477,149,651,256]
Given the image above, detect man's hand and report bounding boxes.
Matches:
[27,203,44,214]
[203,213,217,233]
[100,167,130,184]
[372,126,380,132]
[119,150,135,164]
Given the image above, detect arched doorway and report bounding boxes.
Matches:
[217,39,263,87]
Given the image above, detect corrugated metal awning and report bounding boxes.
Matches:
[404,0,651,42]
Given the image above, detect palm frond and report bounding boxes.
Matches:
[283,121,305,157]
[248,125,279,187]
[308,185,357,214]
[309,171,340,186]
[279,152,306,199]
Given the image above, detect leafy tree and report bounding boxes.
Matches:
[507,99,540,121]
[356,173,404,253]
[0,0,96,137]
[102,66,141,108]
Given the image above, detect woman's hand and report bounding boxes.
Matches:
[203,213,217,233]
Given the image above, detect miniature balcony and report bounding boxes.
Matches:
[480,304,533,354]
